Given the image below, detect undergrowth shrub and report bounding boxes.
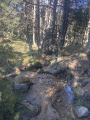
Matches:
[29,61,42,70]
[0,76,20,120]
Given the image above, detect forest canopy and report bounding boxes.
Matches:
[0,0,89,54]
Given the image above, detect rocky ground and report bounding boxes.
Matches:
[2,53,90,120]
[14,71,90,120]
[12,53,90,120]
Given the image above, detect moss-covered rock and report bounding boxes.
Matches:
[14,74,30,84]
[19,100,41,119]
[14,73,32,93]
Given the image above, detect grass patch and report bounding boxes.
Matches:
[9,40,29,53]
[0,39,43,68]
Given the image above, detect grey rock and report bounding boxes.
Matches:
[19,100,41,118]
[46,62,68,74]
[83,91,90,106]
[82,80,89,87]
[75,106,89,118]
[46,103,60,120]
[14,73,31,84]
[80,83,90,96]
[14,82,29,93]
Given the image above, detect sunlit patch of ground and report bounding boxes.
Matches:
[0,39,44,67]
[9,40,29,53]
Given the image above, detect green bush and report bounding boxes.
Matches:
[29,61,42,70]
[0,77,20,120]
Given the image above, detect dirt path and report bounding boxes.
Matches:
[19,70,90,120]
[25,73,61,120]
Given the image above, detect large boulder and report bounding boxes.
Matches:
[19,100,41,119]
[14,82,29,93]
[82,82,90,109]
[14,73,32,93]
[52,87,75,120]
[74,106,89,118]
[82,83,90,94]
[46,62,68,74]
[82,80,90,87]
[81,82,90,96]
[45,62,73,82]
[46,104,60,120]
[83,91,90,110]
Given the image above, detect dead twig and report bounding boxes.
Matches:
[1,57,14,70]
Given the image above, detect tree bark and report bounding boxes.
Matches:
[23,0,32,51]
[33,0,37,46]
[58,0,70,50]
[40,0,43,45]
[41,0,51,52]
[86,0,90,50]
[37,0,40,50]
[51,0,58,52]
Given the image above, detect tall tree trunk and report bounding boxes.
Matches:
[51,0,58,51]
[33,0,37,46]
[58,0,70,50]
[86,0,90,50]
[37,0,40,51]
[40,0,43,45]
[41,0,50,52]
[23,0,32,51]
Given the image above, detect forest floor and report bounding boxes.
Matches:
[18,54,90,120]
[0,38,90,120]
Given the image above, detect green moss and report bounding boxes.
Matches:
[15,74,30,84]
[14,112,20,120]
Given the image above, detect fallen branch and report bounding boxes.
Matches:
[0,57,14,70]
[5,72,18,78]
